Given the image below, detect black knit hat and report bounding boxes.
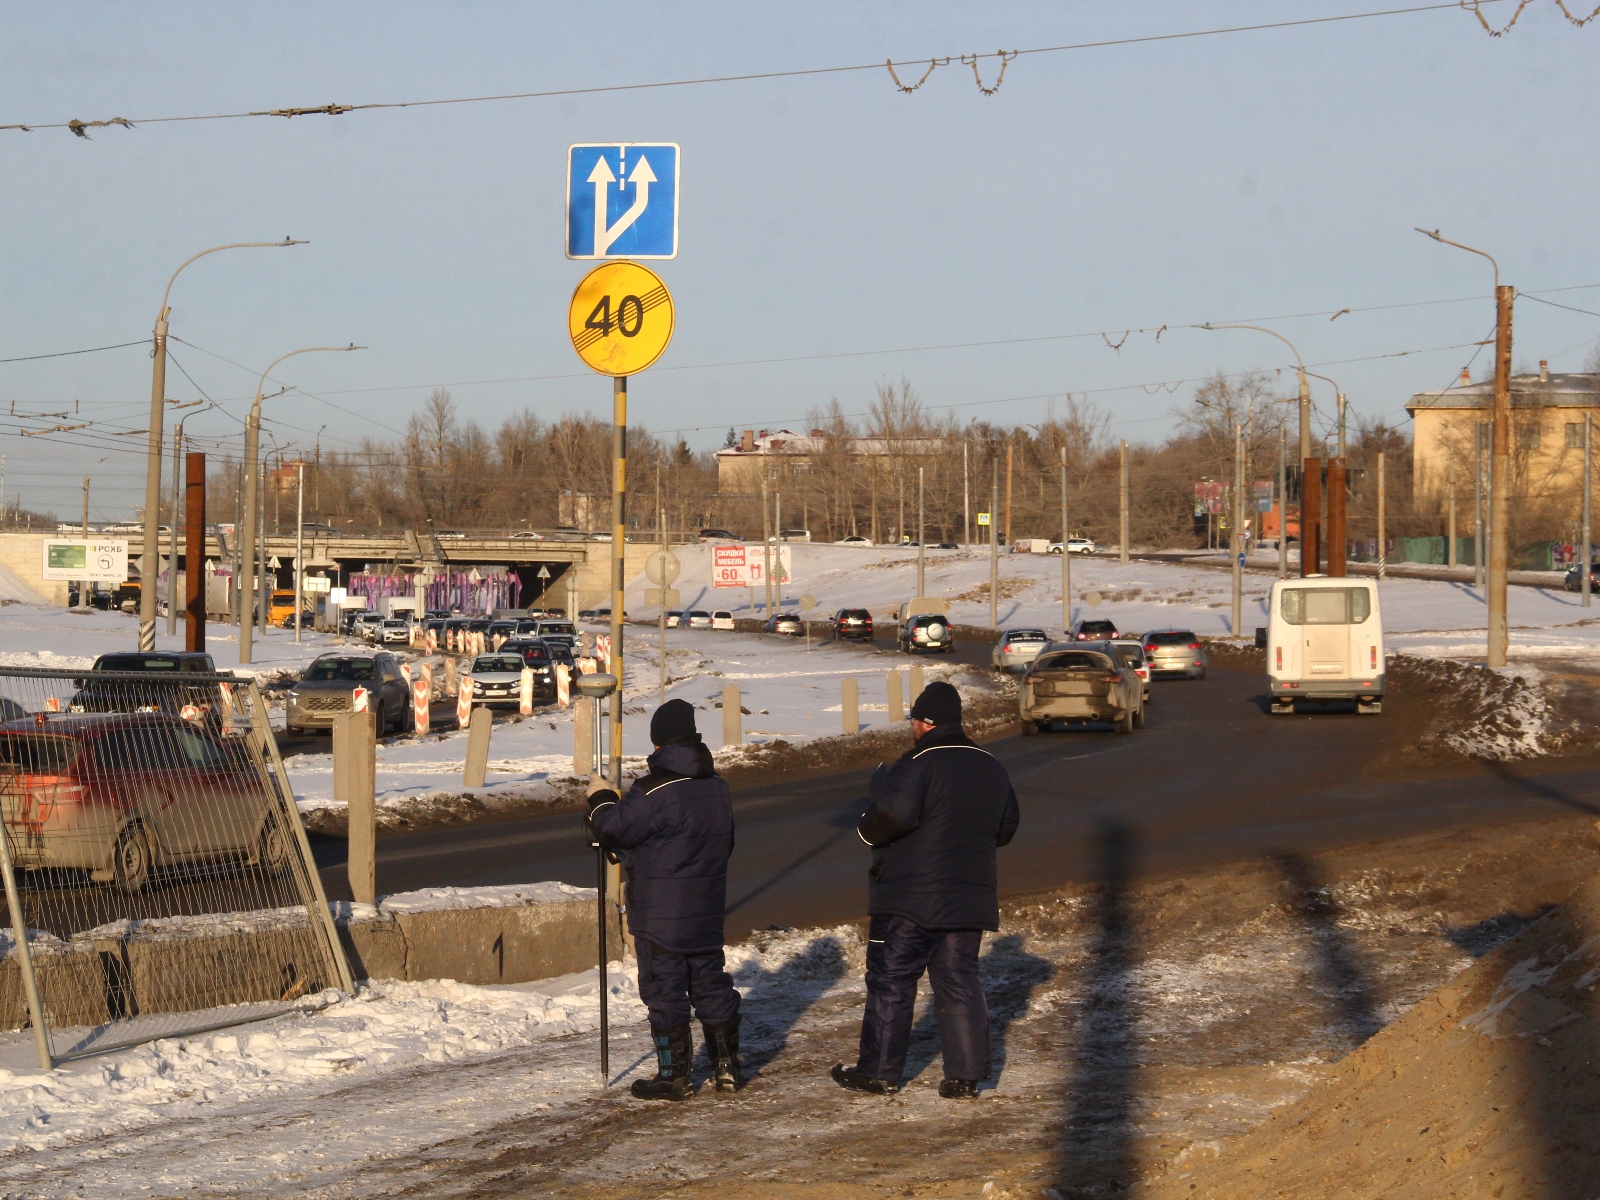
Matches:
[910,680,962,726]
[650,698,699,745]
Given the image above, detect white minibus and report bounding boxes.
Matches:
[1266,576,1384,714]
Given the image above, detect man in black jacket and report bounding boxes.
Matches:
[587,698,741,1101]
[832,680,1019,1098]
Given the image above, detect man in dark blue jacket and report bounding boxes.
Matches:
[587,698,740,1101]
[832,680,1019,1099]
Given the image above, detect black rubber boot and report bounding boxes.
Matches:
[938,1078,979,1099]
[631,1024,694,1101]
[701,1015,743,1092]
[830,1063,899,1095]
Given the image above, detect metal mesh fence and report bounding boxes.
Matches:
[0,668,351,1065]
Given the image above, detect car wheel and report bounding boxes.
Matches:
[1134,704,1146,729]
[1115,711,1134,735]
[112,823,153,894]
[258,818,292,875]
[1022,717,1038,736]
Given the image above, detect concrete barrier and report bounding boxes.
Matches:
[1,882,622,1030]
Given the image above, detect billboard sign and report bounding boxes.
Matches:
[711,544,792,588]
[41,540,128,582]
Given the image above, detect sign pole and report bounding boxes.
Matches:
[610,375,626,787]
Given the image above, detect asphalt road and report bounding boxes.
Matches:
[312,656,1600,941]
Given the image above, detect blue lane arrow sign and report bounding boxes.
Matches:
[566,143,680,260]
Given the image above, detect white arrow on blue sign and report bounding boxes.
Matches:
[566,143,680,260]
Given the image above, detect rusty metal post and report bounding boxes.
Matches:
[1327,458,1347,577]
[185,451,206,652]
[1302,458,1323,576]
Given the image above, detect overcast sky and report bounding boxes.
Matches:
[2,1,1597,518]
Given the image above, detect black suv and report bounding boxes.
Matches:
[832,609,874,641]
[1068,618,1120,641]
[70,652,226,720]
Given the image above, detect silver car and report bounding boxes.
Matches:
[1111,639,1152,702]
[464,653,529,709]
[285,652,413,735]
[992,628,1051,674]
[1141,629,1207,680]
[379,618,411,645]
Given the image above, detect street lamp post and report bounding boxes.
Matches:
[240,344,362,664]
[138,239,305,651]
[1201,322,1311,575]
[166,402,211,636]
[1416,228,1513,667]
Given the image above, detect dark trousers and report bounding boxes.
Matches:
[635,938,741,1029]
[856,913,989,1083]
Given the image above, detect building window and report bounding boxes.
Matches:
[1568,423,1587,449]
[1519,422,1541,451]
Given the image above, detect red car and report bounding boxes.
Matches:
[0,713,287,893]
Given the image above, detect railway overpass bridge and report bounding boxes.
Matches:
[0,529,678,610]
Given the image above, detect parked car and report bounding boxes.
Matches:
[1067,617,1120,641]
[665,610,683,628]
[764,613,804,636]
[831,608,874,641]
[1564,561,1600,592]
[899,612,954,654]
[710,610,736,631]
[1111,639,1152,701]
[777,529,810,543]
[834,535,873,545]
[1141,629,1208,680]
[991,629,1051,674]
[1020,642,1143,735]
[698,528,742,542]
[275,605,314,629]
[1049,537,1097,555]
[686,610,713,629]
[509,530,546,540]
[435,530,466,540]
[69,652,227,723]
[354,612,385,642]
[463,654,531,710]
[930,542,960,550]
[0,712,285,893]
[497,640,558,698]
[379,618,412,646]
[284,653,413,736]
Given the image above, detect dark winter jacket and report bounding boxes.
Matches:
[857,722,1019,931]
[586,738,734,954]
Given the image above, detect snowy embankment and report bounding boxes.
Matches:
[0,916,860,1192]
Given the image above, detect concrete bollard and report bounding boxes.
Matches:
[842,677,858,735]
[575,695,594,776]
[887,670,904,723]
[909,664,925,707]
[463,706,492,788]
[333,710,378,905]
[555,662,571,708]
[723,684,741,747]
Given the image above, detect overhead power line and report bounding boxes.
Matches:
[2,2,1509,137]
[0,339,149,364]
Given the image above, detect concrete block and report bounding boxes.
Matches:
[0,945,108,1031]
[338,918,408,982]
[122,926,334,1014]
[392,897,616,985]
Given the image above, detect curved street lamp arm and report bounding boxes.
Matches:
[159,238,307,316]
[1198,322,1306,372]
[1414,228,1499,291]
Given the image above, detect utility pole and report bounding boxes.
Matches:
[962,441,970,545]
[1277,426,1288,579]
[257,455,268,638]
[1377,451,1387,580]
[916,467,926,598]
[139,238,305,651]
[1447,468,1457,570]
[1487,283,1514,666]
[658,464,667,705]
[294,462,305,642]
[167,425,184,636]
[1584,414,1592,609]
[1475,422,1486,588]
[774,491,783,614]
[1231,425,1243,637]
[1119,440,1130,566]
[760,473,772,618]
[80,476,89,611]
[1060,447,1070,632]
[989,458,999,629]
[1337,394,1347,459]
[1004,440,1014,549]
[1416,228,1511,666]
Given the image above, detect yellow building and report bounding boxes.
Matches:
[1407,364,1600,524]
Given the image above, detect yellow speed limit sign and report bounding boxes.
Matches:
[568,261,674,376]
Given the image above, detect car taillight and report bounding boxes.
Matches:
[19,774,84,826]
[1371,645,1377,669]
[1143,644,1156,652]
[1103,673,1122,683]
[1275,647,1282,670]
[1188,642,1201,650]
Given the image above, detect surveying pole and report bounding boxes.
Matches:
[610,376,626,786]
